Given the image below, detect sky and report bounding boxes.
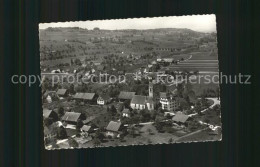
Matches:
[39,14,216,33]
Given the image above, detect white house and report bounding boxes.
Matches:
[97,94,111,105]
[160,92,179,112]
[122,108,130,117]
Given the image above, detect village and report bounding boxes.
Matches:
[40,27,221,149]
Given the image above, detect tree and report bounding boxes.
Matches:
[93,138,101,147]
[177,82,185,97]
[96,132,105,142]
[179,98,190,111]
[147,128,153,135]
[213,104,221,116]
[74,58,82,65]
[58,106,64,118]
[68,138,79,147]
[216,87,220,100]
[108,105,117,116]
[194,100,202,115]
[57,126,67,139]
[76,119,83,131]
[69,84,75,95]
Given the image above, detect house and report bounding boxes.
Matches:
[105,121,122,138]
[122,108,130,117]
[73,92,98,104]
[118,91,136,102]
[43,109,58,122]
[81,125,93,133]
[130,82,154,111]
[159,92,180,112]
[97,94,111,105]
[44,126,57,142]
[43,91,58,103]
[56,89,69,97]
[61,112,85,125]
[172,113,190,126]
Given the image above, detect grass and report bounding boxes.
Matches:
[176,128,222,142]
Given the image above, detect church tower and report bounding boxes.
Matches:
[149,82,153,98]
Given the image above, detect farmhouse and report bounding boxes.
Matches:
[61,112,85,125]
[118,91,136,102]
[172,113,190,126]
[81,125,93,133]
[43,109,58,122]
[97,94,111,105]
[122,108,130,117]
[73,92,98,104]
[56,89,69,97]
[105,121,122,138]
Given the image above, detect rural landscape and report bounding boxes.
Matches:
[40,16,221,150]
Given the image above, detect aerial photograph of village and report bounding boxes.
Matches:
[39,15,221,150]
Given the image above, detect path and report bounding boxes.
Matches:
[188,97,220,117]
[174,128,208,142]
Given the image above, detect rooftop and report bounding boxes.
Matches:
[56,89,68,95]
[43,109,53,118]
[62,112,82,123]
[172,113,190,123]
[106,121,122,132]
[118,91,136,100]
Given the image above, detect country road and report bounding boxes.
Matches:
[188,97,220,117]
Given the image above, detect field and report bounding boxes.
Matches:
[80,123,189,148]
[176,128,222,143]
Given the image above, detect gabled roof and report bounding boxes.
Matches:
[131,95,154,105]
[62,112,82,123]
[73,93,96,100]
[82,93,96,100]
[131,95,146,105]
[118,91,136,100]
[122,108,130,114]
[106,121,122,132]
[81,125,91,132]
[172,113,190,123]
[56,89,68,95]
[146,97,154,103]
[43,109,53,118]
[73,93,85,99]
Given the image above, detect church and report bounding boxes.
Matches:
[130,82,155,111]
